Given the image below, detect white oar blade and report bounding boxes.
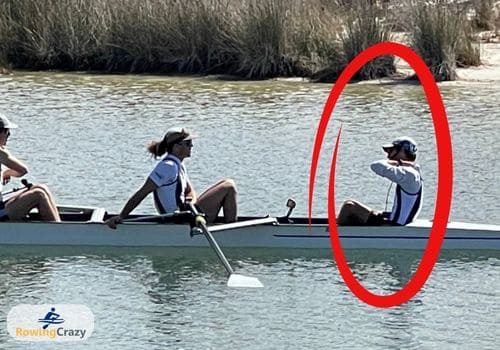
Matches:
[227,274,264,288]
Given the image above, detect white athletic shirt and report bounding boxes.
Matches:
[370,160,423,225]
[148,154,189,214]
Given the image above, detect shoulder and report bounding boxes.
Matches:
[149,157,181,183]
[0,146,11,161]
[153,158,179,173]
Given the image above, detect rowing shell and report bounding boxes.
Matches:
[0,205,498,250]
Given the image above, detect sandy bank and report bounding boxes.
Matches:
[395,42,500,83]
[456,43,500,81]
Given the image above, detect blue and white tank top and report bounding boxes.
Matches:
[148,154,189,214]
[389,183,423,225]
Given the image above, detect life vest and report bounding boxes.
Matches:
[153,155,187,214]
[389,183,423,225]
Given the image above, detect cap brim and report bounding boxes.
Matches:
[382,143,395,152]
[4,122,18,129]
[183,134,197,141]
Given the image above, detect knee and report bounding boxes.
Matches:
[30,188,49,202]
[31,183,51,193]
[222,179,237,193]
[342,200,356,209]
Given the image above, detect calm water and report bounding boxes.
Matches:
[0,72,499,349]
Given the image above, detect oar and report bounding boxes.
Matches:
[1,179,32,196]
[122,210,191,223]
[187,202,264,288]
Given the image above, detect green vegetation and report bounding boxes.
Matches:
[471,0,496,30]
[0,0,494,81]
[410,0,482,81]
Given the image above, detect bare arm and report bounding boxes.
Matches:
[0,147,28,177]
[185,180,197,203]
[105,178,157,228]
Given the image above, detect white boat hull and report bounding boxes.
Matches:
[0,207,499,250]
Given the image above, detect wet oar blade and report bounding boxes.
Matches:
[227,274,264,288]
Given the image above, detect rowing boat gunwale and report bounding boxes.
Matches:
[0,205,498,250]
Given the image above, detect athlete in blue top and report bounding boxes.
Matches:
[336,136,423,226]
[106,127,238,228]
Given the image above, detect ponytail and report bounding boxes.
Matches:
[147,139,168,158]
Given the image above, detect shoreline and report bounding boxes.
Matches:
[2,43,499,84]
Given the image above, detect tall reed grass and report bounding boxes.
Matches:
[0,0,393,80]
[313,0,394,82]
[340,1,394,80]
[0,0,487,81]
[410,0,480,81]
[471,0,495,30]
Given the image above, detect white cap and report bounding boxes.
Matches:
[0,113,18,129]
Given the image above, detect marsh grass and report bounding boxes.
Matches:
[456,27,481,67]
[313,0,395,82]
[471,0,495,30]
[341,1,394,80]
[0,0,487,80]
[411,0,475,81]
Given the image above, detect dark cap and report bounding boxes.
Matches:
[382,136,418,155]
[164,127,196,146]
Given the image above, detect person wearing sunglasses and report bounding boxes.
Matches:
[336,136,423,226]
[106,127,238,228]
[0,113,60,221]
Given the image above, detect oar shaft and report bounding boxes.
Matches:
[1,179,32,196]
[122,211,191,223]
[186,203,263,288]
[199,222,235,276]
[188,203,235,276]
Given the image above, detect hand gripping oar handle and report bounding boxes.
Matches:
[21,179,33,189]
[1,179,33,196]
[187,202,235,276]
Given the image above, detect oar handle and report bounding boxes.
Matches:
[1,179,33,196]
[21,179,33,189]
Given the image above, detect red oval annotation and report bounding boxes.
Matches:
[308,42,453,308]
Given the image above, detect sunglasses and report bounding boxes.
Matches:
[177,140,193,147]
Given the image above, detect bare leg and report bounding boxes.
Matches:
[197,179,238,223]
[6,188,61,222]
[337,199,373,226]
[29,184,60,221]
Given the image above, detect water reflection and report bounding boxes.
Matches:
[0,247,498,349]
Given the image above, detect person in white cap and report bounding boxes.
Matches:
[337,136,423,226]
[0,113,61,221]
[106,127,238,228]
